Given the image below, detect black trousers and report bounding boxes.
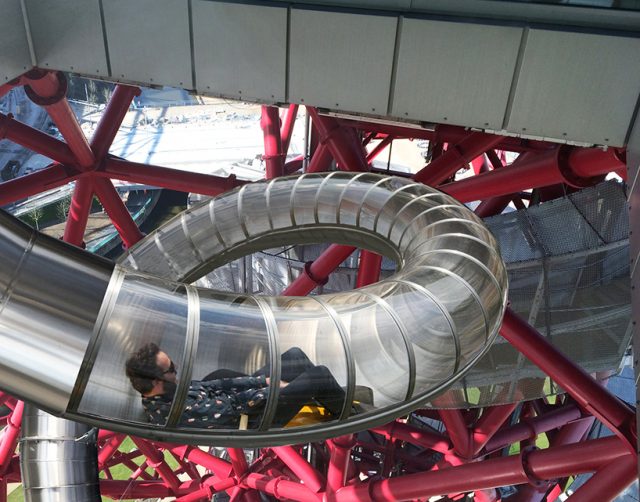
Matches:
[204,347,346,427]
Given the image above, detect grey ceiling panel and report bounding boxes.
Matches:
[24,0,107,77]
[193,1,286,102]
[289,9,397,114]
[0,0,31,82]
[391,19,522,130]
[293,0,411,9]
[506,29,640,147]
[104,0,191,88]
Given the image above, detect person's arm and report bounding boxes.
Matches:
[180,385,242,427]
[204,375,268,392]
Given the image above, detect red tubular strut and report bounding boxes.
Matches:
[90,84,140,160]
[355,251,382,287]
[569,454,638,502]
[306,143,333,173]
[280,104,299,156]
[261,106,285,179]
[484,404,582,452]
[0,112,76,166]
[442,147,625,203]
[64,177,94,246]
[281,244,356,295]
[413,131,502,186]
[500,308,636,454]
[102,157,243,196]
[0,164,78,206]
[307,108,369,172]
[334,436,629,502]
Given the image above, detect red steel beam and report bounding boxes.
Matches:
[306,143,333,173]
[438,409,471,458]
[569,454,638,502]
[102,157,243,196]
[242,473,322,501]
[63,177,94,246]
[92,177,144,248]
[0,112,76,166]
[355,251,382,288]
[442,146,625,203]
[281,244,356,295]
[271,446,325,493]
[334,436,629,502]
[261,106,285,179]
[326,435,356,499]
[484,404,582,452]
[90,84,140,160]
[471,402,519,456]
[0,401,22,475]
[307,108,369,172]
[24,70,95,169]
[366,135,393,163]
[280,104,299,156]
[0,163,78,206]
[413,132,502,186]
[500,308,636,454]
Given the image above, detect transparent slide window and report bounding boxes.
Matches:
[78,274,189,426]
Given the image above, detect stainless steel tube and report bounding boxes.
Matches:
[0,173,507,446]
[20,404,100,502]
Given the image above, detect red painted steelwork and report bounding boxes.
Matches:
[355,251,382,288]
[92,177,144,248]
[0,401,22,475]
[242,473,322,501]
[280,104,299,156]
[0,112,76,166]
[261,106,285,179]
[90,85,140,161]
[413,131,502,186]
[484,404,582,452]
[442,146,625,203]
[326,435,356,499]
[0,163,78,206]
[366,135,393,163]
[500,308,636,454]
[307,108,369,172]
[271,446,325,493]
[370,422,451,454]
[281,244,356,295]
[102,157,243,196]
[471,402,519,456]
[306,143,333,173]
[64,177,94,246]
[24,71,95,169]
[334,436,629,502]
[438,409,471,458]
[569,454,638,502]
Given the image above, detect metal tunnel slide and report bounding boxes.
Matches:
[0,172,508,446]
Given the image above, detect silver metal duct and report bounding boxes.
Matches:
[20,404,99,502]
[0,173,508,446]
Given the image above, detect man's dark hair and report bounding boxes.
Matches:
[126,342,163,395]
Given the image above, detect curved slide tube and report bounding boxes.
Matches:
[0,172,507,446]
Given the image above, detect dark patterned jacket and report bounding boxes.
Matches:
[142,375,269,428]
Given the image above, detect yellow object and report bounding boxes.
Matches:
[285,405,331,428]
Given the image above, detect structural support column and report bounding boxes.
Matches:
[261,106,285,179]
[282,245,356,296]
[500,308,636,453]
[413,132,502,186]
[307,108,368,172]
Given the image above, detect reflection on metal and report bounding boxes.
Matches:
[0,173,507,446]
[20,404,100,501]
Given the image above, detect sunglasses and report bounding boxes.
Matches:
[162,360,176,375]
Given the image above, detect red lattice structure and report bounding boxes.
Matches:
[0,70,637,502]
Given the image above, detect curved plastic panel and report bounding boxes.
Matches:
[0,173,508,446]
